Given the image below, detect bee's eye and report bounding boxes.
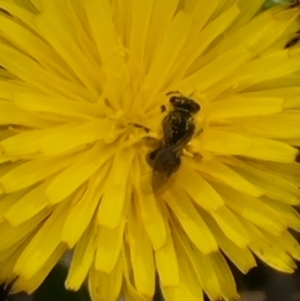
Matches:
[192,103,201,113]
[169,96,177,105]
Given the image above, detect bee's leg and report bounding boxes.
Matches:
[183,147,203,159]
[195,128,204,137]
[160,104,167,113]
[130,123,151,133]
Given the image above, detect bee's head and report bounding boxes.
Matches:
[169,96,200,114]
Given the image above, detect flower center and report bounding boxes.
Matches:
[100,104,155,151]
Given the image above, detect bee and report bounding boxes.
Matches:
[147,91,201,190]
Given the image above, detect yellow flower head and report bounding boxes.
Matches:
[1,0,300,300]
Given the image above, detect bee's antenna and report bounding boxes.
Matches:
[165,90,180,96]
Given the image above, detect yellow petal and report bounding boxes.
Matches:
[207,97,284,121]
[14,201,69,279]
[89,256,123,301]
[165,189,218,254]
[1,129,52,156]
[4,182,49,226]
[126,205,155,298]
[36,2,101,97]
[186,0,222,32]
[200,129,253,155]
[0,233,29,262]
[129,0,154,65]
[202,212,256,273]
[209,252,239,301]
[18,244,67,294]
[245,221,296,273]
[0,189,28,222]
[230,0,265,29]
[169,3,240,85]
[285,97,300,108]
[176,163,224,212]
[231,48,300,87]
[163,277,204,301]
[0,152,79,193]
[261,229,300,261]
[133,155,167,250]
[0,1,38,16]
[95,221,125,274]
[0,209,49,252]
[282,137,300,146]
[205,11,300,98]
[0,240,26,284]
[143,0,179,70]
[239,87,300,105]
[178,45,251,92]
[217,184,286,235]
[46,142,112,204]
[211,206,250,248]
[233,155,300,187]
[260,197,300,232]
[223,112,300,139]
[85,0,123,75]
[97,148,134,228]
[122,246,149,301]
[173,227,221,301]
[40,120,112,155]
[202,129,298,162]
[13,92,106,119]
[155,232,179,287]
[66,221,97,290]
[0,100,55,128]
[0,13,75,82]
[29,0,41,12]
[62,164,110,248]
[146,11,192,100]
[162,244,204,301]
[190,158,263,197]
[0,43,90,101]
[224,157,300,205]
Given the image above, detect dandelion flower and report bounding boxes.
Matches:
[1,0,300,300]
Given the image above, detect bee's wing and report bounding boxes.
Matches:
[140,164,172,196]
[143,122,194,196]
[150,169,173,195]
[141,147,178,196]
[150,146,181,195]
